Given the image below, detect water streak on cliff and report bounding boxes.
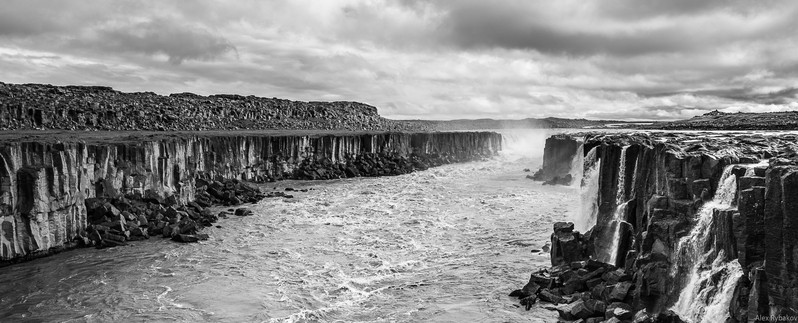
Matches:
[569,140,585,188]
[578,146,600,232]
[604,145,638,265]
[671,165,741,322]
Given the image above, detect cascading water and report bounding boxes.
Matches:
[605,146,637,265]
[671,165,744,323]
[577,146,600,233]
[569,141,585,188]
[498,129,548,161]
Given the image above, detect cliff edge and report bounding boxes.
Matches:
[0,82,427,132]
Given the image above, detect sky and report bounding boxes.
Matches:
[1,0,798,121]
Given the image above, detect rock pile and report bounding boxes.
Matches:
[293,152,490,180]
[511,222,684,323]
[81,179,268,248]
[194,178,267,207]
[0,82,428,131]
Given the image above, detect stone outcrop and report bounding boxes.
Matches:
[0,82,427,131]
[0,131,501,263]
[518,131,798,321]
[530,135,580,185]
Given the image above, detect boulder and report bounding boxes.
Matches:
[609,281,633,302]
[172,234,200,243]
[571,299,606,319]
[539,289,566,304]
[235,208,253,216]
[605,302,633,320]
[654,310,685,323]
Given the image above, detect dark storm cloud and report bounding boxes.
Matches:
[89,19,236,64]
[438,5,691,56]
[412,1,798,58]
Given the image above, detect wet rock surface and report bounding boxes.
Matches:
[517,131,798,322]
[530,135,580,184]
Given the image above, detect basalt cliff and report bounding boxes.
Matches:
[0,80,502,264]
[0,132,501,264]
[516,131,798,322]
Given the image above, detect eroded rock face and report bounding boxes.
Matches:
[0,131,501,262]
[515,131,798,321]
[0,82,426,132]
[530,135,580,184]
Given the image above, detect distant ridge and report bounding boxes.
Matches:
[402,117,640,130]
[645,109,798,130]
[0,82,424,132]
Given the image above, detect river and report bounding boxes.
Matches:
[0,130,579,322]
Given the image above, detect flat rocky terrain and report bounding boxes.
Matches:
[647,110,798,130]
[0,82,429,132]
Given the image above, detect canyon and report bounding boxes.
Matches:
[519,131,798,322]
[0,131,501,263]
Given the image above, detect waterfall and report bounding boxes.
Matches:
[607,200,631,265]
[569,141,585,188]
[671,165,743,323]
[603,146,636,265]
[615,146,629,205]
[498,129,547,161]
[577,146,600,232]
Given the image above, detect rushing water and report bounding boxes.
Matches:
[577,147,600,233]
[598,146,637,265]
[0,130,578,323]
[671,166,742,323]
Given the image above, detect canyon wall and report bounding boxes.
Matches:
[0,132,501,261]
[529,132,798,322]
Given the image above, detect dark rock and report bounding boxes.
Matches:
[539,289,566,304]
[654,310,685,323]
[529,272,554,289]
[235,208,253,216]
[632,309,654,323]
[520,294,538,311]
[609,281,632,302]
[554,222,575,233]
[571,299,606,319]
[172,234,200,243]
[605,302,633,320]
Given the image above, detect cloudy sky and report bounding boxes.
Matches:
[2,0,798,120]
